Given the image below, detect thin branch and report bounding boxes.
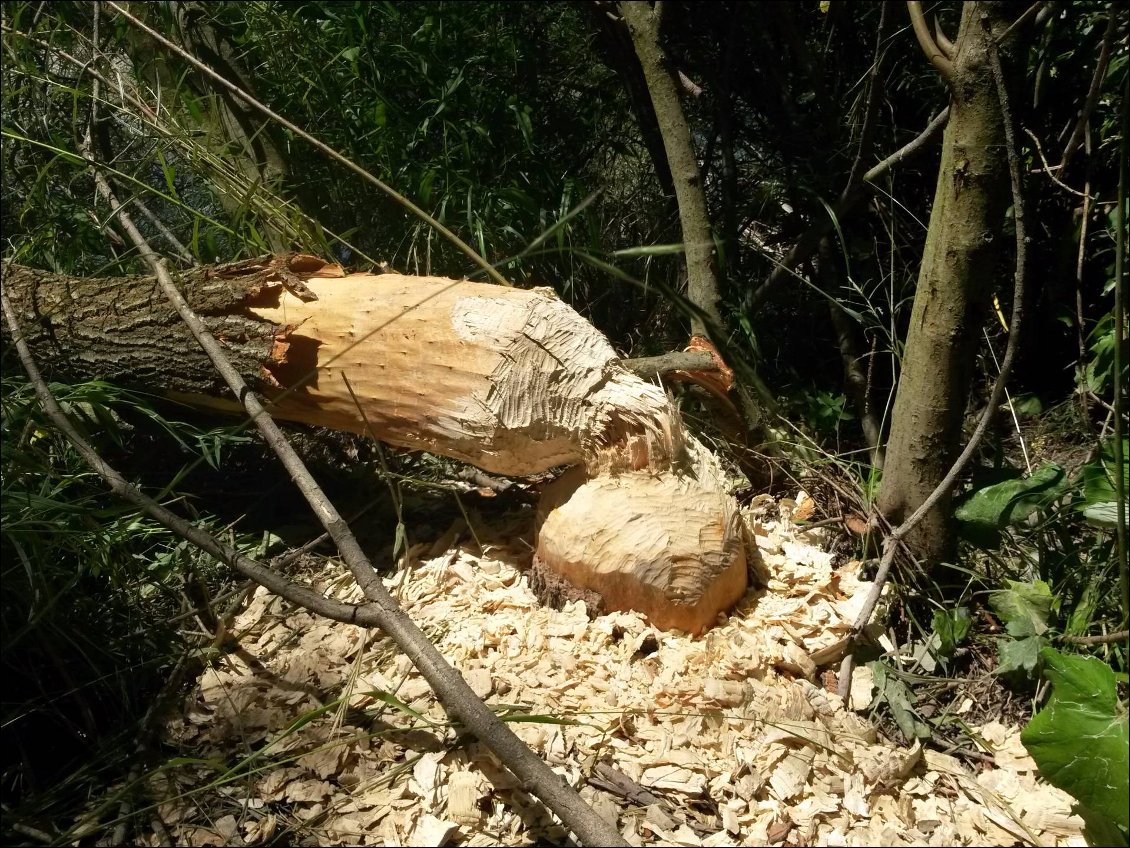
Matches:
[1059,10,1117,173]
[862,106,950,184]
[132,196,195,263]
[907,1,954,85]
[1023,126,1087,198]
[839,40,1030,701]
[618,349,716,377]
[749,107,949,309]
[104,1,510,287]
[934,16,955,59]
[844,1,892,191]
[1058,629,1129,646]
[997,1,1051,44]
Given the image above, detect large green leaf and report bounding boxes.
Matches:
[956,464,1068,545]
[1021,649,1129,841]
[1081,438,1128,529]
[989,579,1054,638]
[996,634,1045,675]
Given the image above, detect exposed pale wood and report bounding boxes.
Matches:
[243,271,683,477]
[534,440,748,635]
[3,257,749,632]
[249,270,749,632]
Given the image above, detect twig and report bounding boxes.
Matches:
[748,108,949,309]
[104,1,509,287]
[838,38,1030,702]
[996,1,1051,44]
[844,1,892,192]
[1057,630,1129,646]
[1023,127,1087,198]
[862,107,949,184]
[907,1,954,86]
[132,196,195,264]
[1058,10,1117,173]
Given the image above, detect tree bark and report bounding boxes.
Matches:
[878,2,1023,566]
[619,1,725,336]
[2,255,748,633]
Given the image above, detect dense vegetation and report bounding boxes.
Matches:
[1,1,1126,845]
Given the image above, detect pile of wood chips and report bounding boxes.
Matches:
[148,493,1086,847]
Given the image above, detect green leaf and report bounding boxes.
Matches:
[1081,438,1128,530]
[996,634,1045,675]
[365,689,435,725]
[1021,649,1129,838]
[989,579,1054,638]
[870,662,931,741]
[933,606,972,658]
[956,464,1068,539]
[392,522,407,560]
[1083,502,1120,527]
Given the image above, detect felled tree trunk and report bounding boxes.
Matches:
[2,255,749,633]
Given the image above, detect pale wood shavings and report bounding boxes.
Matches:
[148,499,1084,847]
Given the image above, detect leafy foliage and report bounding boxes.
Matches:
[1022,648,1129,845]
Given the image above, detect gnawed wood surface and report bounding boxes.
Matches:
[3,255,748,631]
[533,440,748,635]
[244,270,681,477]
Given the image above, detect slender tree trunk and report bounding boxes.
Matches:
[587,2,676,199]
[620,0,725,336]
[878,2,1024,566]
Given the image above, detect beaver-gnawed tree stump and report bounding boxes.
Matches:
[3,254,751,632]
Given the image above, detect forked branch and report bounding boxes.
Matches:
[907,1,955,86]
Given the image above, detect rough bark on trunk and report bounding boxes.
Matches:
[878,2,1022,566]
[2,255,748,633]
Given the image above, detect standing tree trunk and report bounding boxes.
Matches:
[878,2,1023,566]
[618,1,777,484]
[619,1,725,336]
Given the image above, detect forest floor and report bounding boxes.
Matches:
[141,493,1086,847]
